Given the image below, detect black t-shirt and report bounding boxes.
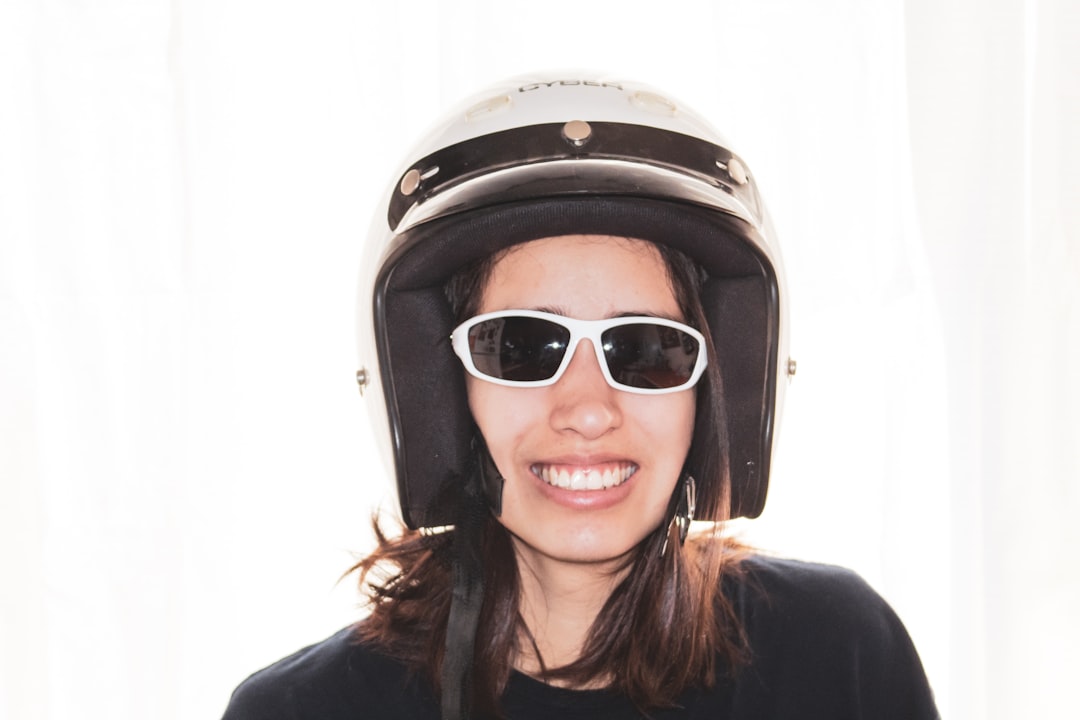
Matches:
[222,556,939,719]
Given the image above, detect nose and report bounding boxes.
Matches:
[548,339,622,439]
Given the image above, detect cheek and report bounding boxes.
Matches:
[466,380,535,461]
[634,393,696,456]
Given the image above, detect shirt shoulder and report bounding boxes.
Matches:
[733,555,897,633]
[724,555,939,720]
[221,625,439,720]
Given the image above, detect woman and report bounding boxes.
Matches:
[223,75,938,719]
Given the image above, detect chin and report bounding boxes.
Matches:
[511,527,655,567]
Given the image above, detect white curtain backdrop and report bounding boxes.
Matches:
[1,1,1076,718]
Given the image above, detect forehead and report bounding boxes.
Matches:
[477,234,681,319]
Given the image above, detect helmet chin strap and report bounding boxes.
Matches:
[441,439,504,720]
[441,470,485,720]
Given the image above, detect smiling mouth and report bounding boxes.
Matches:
[531,463,638,491]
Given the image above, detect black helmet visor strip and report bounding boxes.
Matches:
[388,122,765,232]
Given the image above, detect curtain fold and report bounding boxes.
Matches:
[904,0,1080,716]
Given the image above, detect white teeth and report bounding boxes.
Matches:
[535,464,636,491]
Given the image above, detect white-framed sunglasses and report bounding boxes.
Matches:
[450,309,708,395]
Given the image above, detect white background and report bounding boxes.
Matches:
[1,1,1077,718]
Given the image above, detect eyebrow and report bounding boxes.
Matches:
[530,305,685,323]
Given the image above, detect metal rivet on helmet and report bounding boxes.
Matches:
[562,120,592,147]
[399,168,421,196]
[717,158,749,186]
[728,157,749,185]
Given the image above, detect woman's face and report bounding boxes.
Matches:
[466,234,696,571]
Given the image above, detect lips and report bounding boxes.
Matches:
[531,462,638,491]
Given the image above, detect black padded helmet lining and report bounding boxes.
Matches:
[373,195,778,529]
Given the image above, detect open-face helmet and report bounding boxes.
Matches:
[357,74,791,529]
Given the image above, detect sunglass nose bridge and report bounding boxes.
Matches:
[556,334,614,388]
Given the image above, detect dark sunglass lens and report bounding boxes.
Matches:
[467,316,570,382]
[602,324,699,389]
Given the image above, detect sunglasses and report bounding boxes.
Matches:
[450,309,708,394]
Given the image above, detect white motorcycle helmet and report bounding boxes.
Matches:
[357,73,790,530]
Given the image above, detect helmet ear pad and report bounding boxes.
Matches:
[698,274,777,518]
[374,196,779,529]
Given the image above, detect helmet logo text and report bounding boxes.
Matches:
[518,79,624,93]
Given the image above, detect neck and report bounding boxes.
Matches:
[511,542,630,684]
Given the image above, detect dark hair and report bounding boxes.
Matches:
[352,237,748,717]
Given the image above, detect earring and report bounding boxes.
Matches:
[660,475,697,557]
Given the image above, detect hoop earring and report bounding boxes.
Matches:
[660,474,696,557]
